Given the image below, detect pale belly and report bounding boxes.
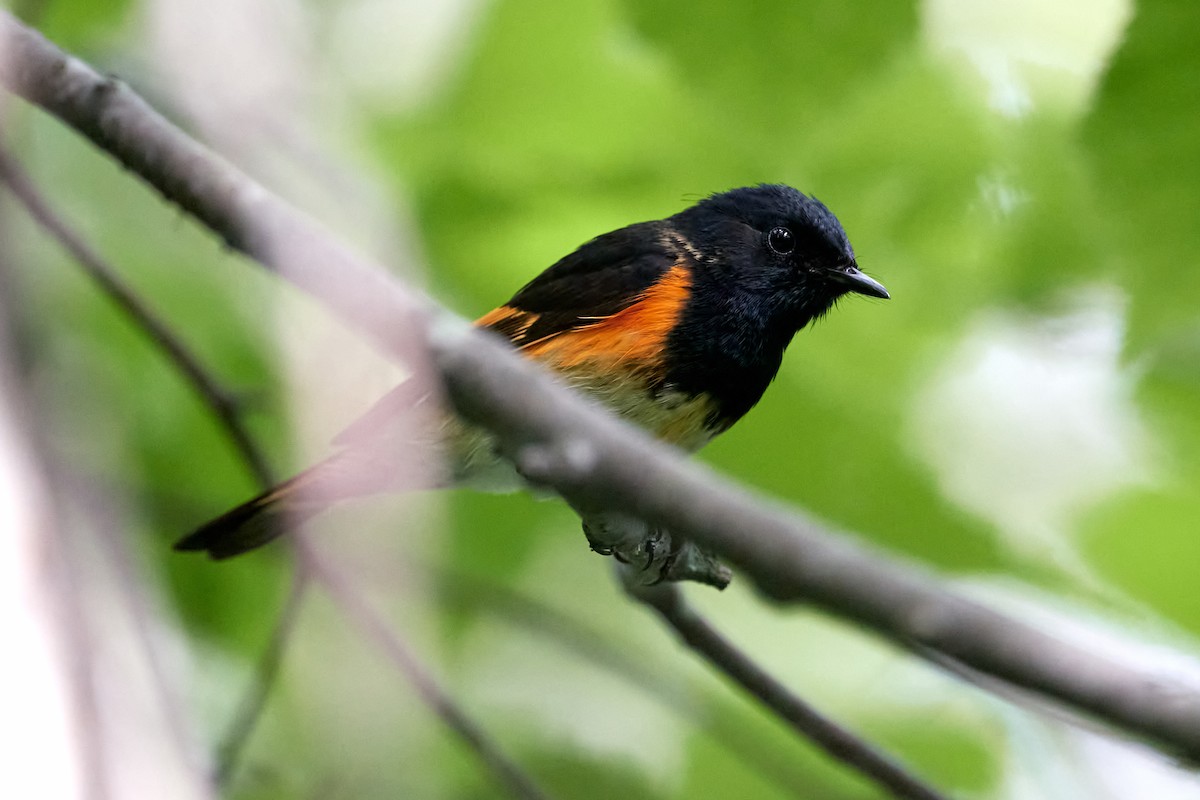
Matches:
[450,370,718,492]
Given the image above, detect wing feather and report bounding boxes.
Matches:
[478,220,677,347]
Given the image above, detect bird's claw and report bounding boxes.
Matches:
[585,518,730,589]
[582,521,615,556]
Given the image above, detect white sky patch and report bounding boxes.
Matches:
[906,288,1156,566]
[921,0,1132,116]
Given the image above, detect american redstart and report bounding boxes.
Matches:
[176,184,887,586]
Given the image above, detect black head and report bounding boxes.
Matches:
[645,185,888,429]
[672,184,888,327]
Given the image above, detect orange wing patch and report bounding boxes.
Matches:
[519,265,691,376]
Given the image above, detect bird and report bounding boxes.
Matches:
[175,184,888,587]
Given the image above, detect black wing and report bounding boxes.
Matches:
[481,220,678,346]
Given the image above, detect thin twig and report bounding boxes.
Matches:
[0,271,113,800]
[1,168,212,800]
[5,11,1200,761]
[0,146,303,790]
[215,567,309,786]
[0,147,275,489]
[65,474,214,797]
[438,566,817,797]
[628,582,952,800]
[296,540,551,800]
[0,146,300,787]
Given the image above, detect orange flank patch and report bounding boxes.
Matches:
[469,266,713,450]
[475,304,524,328]
[520,265,691,376]
[475,305,538,341]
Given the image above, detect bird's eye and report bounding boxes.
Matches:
[766,226,795,255]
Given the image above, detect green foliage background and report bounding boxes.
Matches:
[8,0,1200,797]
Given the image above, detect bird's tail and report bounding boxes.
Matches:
[174,466,333,559]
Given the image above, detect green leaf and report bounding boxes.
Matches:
[1083,0,1200,345]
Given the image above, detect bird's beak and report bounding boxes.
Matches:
[828,265,889,299]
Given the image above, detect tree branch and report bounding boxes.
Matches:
[4,10,1200,763]
[296,541,551,800]
[0,146,275,489]
[629,582,949,800]
[441,565,861,798]
[0,145,293,789]
[214,568,308,786]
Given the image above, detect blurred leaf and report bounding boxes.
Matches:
[444,490,573,588]
[521,751,661,800]
[1083,0,1200,346]
[1084,348,1200,634]
[873,714,1000,795]
[621,0,919,146]
[15,0,135,52]
[1083,488,1200,635]
[679,730,870,800]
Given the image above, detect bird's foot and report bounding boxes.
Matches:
[582,513,730,589]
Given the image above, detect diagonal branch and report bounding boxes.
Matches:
[441,565,859,798]
[628,581,950,800]
[214,568,308,786]
[0,147,275,489]
[297,541,551,800]
[4,10,1200,763]
[0,147,296,788]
